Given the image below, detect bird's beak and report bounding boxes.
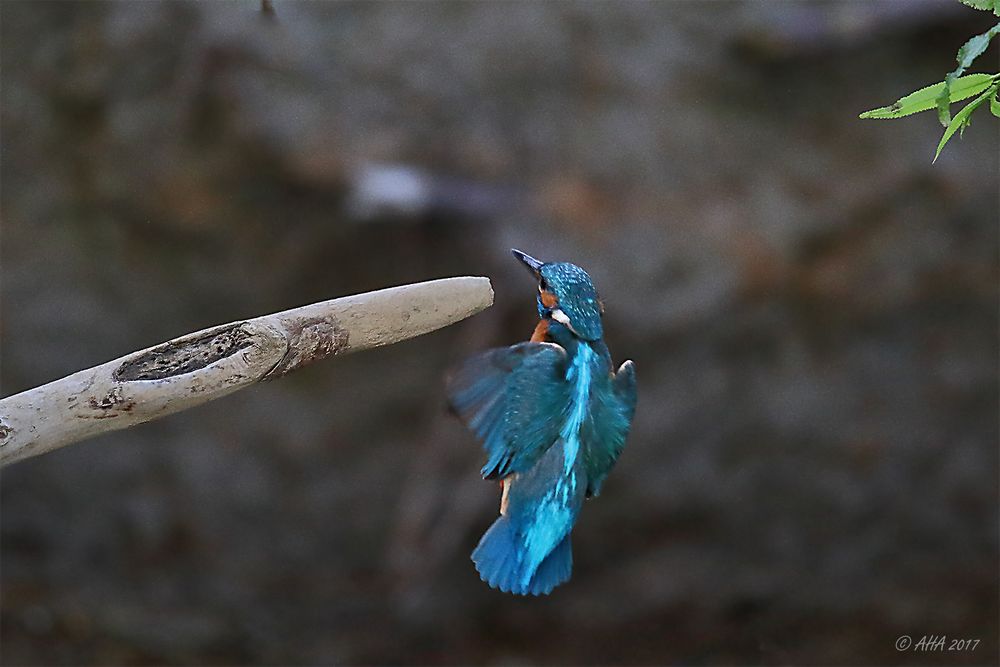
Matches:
[511,248,544,276]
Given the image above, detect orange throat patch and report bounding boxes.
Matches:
[530,319,550,342]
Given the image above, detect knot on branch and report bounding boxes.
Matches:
[114,323,255,382]
[264,316,349,380]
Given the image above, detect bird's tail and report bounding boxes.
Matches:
[471,516,573,596]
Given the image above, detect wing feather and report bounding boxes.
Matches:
[447,342,570,479]
[583,359,637,496]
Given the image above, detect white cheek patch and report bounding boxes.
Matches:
[551,308,571,326]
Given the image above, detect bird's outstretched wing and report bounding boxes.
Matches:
[447,342,570,479]
[583,359,637,497]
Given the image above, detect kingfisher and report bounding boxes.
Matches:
[447,249,637,595]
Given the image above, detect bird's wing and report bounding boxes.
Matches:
[583,359,637,497]
[447,342,570,479]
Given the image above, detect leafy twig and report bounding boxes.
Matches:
[859,0,999,161]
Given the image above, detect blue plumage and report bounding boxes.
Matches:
[447,249,637,596]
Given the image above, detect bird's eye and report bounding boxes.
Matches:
[538,279,548,292]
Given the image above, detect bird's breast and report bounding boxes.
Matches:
[529,319,550,342]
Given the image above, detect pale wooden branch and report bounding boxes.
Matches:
[0,277,493,466]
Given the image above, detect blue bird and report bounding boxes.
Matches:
[447,249,637,595]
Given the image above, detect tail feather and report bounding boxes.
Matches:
[526,533,572,595]
[471,516,573,596]
[472,516,525,593]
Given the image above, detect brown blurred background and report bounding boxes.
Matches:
[1,1,997,665]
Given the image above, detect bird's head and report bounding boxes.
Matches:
[512,248,604,341]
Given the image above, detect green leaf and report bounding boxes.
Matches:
[991,90,1000,117]
[860,73,997,119]
[933,84,998,162]
[957,0,1000,15]
[936,23,1000,125]
[955,23,1000,70]
[936,73,957,125]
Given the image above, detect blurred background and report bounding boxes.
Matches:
[1,1,997,665]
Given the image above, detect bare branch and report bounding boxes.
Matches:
[0,277,493,466]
